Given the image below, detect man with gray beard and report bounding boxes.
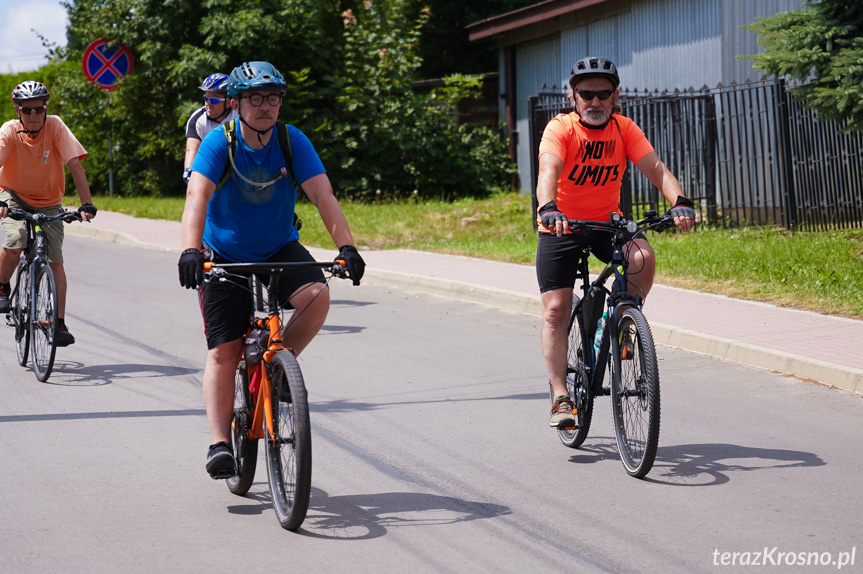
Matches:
[534,57,696,428]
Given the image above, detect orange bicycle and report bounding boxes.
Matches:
[203,259,346,531]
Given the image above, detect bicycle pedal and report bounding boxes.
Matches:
[209,469,236,480]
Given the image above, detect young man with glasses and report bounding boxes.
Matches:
[178,61,365,479]
[0,81,97,345]
[535,57,696,428]
[182,73,238,184]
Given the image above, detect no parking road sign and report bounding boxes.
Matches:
[82,39,134,91]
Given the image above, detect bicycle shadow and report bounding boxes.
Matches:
[226,486,511,539]
[566,438,825,486]
[45,360,199,386]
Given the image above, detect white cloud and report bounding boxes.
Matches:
[0,0,69,73]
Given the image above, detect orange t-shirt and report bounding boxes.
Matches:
[538,113,654,228]
[0,116,87,207]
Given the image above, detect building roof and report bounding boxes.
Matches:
[466,0,612,41]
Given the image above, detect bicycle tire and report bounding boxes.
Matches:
[610,307,660,478]
[227,361,259,495]
[265,350,312,531]
[30,262,58,382]
[12,263,30,367]
[557,293,594,448]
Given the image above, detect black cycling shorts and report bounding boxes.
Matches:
[198,241,326,349]
[536,231,646,293]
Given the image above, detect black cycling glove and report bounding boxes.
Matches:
[182,167,193,185]
[667,195,696,219]
[178,248,205,289]
[78,203,98,217]
[538,200,568,230]
[337,245,365,286]
[0,201,7,209]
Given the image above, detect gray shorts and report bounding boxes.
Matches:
[0,190,65,264]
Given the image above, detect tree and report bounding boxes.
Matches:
[47,0,512,198]
[746,0,863,131]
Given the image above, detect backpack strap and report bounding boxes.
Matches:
[216,120,303,229]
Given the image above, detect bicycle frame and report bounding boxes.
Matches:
[204,261,345,443]
[568,212,672,396]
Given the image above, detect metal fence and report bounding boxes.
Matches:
[528,80,863,230]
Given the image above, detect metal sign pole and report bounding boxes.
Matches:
[108,123,114,197]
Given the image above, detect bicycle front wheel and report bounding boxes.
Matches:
[227,360,259,495]
[30,262,58,382]
[12,263,30,367]
[558,293,594,448]
[265,350,312,531]
[610,308,660,478]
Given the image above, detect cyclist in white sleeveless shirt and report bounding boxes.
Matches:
[182,73,238,184]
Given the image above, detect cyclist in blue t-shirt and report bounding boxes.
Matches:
[178,61,365,479]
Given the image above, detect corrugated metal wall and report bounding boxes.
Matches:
[515,36,560,190]
[509,0,805,192]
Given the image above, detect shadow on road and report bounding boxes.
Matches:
[46,360,199,386]
[225,486,511,540]
[566,437,825,486]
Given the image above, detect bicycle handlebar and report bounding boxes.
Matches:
[566,211,676,238]
[7,208,83,224]
[203,259,349,279]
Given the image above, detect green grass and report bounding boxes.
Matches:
[86,192,863,317]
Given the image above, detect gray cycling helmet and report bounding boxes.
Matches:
[569,57,620,89]
[12,80,50,103]
[227,62,286,98]
[199,73,229,93]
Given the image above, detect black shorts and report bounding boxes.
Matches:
[198,241,325,349]
[536,231,645,293]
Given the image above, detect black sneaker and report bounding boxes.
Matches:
[206,441,236,479]
[0,282,10,313]
[54,324,75,347]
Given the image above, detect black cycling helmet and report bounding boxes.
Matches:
[12,80,50,103]
[569,57,620,89]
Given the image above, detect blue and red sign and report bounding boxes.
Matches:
[82,39,134,91]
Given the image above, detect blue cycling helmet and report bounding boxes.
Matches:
[569,57,620,89]
[227,62,286,98]
[198,73,229,94]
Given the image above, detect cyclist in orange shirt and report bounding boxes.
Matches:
[0,81,97,346]
[535,57,695,428]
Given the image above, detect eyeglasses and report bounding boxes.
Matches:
[576,89,614,101]
[244,93,282,107]
[17,104,47,115]
[204,97,226,104]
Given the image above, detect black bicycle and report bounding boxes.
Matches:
[553,210,675,478]
[5,208,81,382]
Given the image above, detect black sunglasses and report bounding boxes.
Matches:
[576,89,614,101]
[18,104,47,115]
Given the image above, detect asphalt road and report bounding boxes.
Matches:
[1,237,861,573]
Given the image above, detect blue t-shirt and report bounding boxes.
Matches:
[191,122,326,261]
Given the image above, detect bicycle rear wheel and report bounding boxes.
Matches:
[557,293,594,448]
[265,350,312,531]
[610,308,660,478]
[227,360,259,495]
[30,262,58,382]
[12,263,30,367]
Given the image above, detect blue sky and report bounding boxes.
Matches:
[0,0,68,73]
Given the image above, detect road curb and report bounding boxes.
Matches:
[65,223,173,251]
[363,267,863,396]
